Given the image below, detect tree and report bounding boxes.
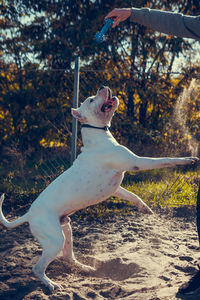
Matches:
[0,0,199,153]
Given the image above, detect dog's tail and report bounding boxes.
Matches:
[0,194,29,229]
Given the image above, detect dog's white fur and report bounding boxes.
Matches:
[0,87,198,291]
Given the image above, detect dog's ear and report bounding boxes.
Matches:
[71,108,82,119]
[71,108,87,122]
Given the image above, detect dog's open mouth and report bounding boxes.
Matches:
[101,89,117,112]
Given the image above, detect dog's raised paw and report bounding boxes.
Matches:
[185,157,199,165]
[138,202,153,214]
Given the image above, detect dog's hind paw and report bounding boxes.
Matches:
[33,266,61,292]
[47,280,61,292]
[78,262,96,272]
[64,257,95,272]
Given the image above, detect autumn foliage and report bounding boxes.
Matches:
[0,0,199,197]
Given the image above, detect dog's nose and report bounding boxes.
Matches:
[99,86,105,91]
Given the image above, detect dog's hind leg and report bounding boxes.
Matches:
[114,186,153,214]
[60,216,75,262]
[61,216,95,272]
[30,216,65,291]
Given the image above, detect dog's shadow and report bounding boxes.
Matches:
[91,257,143,281]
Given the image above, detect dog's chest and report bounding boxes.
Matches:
[70,163,123,197]
[51,163,124,212]
[86,169,123,200]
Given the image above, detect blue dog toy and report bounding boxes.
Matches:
[95,18,114,43]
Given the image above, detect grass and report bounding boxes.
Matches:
[1,160,199,219]
[74,167,199,220]
[123,168,199,208]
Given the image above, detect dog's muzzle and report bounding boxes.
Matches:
[101,96,117,112]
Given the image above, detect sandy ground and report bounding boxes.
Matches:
[0,207,200,300]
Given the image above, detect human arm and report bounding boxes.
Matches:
[131,7,200,40]
[105,8,200,40]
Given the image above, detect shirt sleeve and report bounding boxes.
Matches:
[130,7,200,40]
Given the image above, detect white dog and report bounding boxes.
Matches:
[0,86,198,291]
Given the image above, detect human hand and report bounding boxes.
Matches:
[105,8,132,28]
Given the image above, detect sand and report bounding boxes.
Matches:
[0,207,200,300]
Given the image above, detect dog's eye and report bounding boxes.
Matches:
[90,99,94,103]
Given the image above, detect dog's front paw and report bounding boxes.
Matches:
[184,157,199,165]
[189,157,199,164]
[139,203,153,214]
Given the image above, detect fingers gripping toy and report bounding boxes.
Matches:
[95,18,114,43]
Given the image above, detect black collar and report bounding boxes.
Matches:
[81,124,110,131]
